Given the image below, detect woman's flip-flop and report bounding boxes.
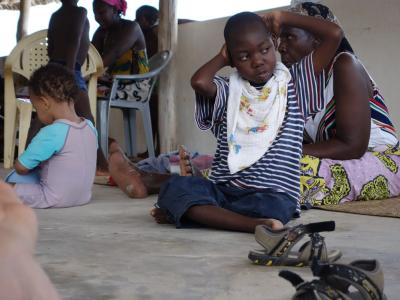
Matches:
[94,175,117,186]
[280,258,386,299]
[178,145,194,176]
[248,221,342,267]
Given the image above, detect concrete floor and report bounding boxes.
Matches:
[1,166,399,300]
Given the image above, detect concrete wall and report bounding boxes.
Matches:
[173,0,400,154]
[110,0,400,155]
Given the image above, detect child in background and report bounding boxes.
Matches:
[151,11,343,232]
[5,64,97,208]
[27,0,109,174]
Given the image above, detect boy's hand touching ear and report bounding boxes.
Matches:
[219,44,232,67]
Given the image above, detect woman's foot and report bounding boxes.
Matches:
[150,207,172,224]
[95,169,110,176]
[108,148,148,198]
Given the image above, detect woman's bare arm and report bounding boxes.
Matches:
[303,54,371,159]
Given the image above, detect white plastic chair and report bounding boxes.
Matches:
[3,29,103,168]
[97,50,171,158]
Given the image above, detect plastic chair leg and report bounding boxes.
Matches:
[128,110,137,157]
[17,100,33,156]
[141,104,155,158]
[123,110,133,156]
[3,98,18,169]
[96,99,110,158]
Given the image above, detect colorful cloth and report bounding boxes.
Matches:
[304,52,398,147]
[290,1,400,205]
[98,48,150,100]
[99,0,127,15]
[109,48,149,76]
[195,53,324,206]
[300,145,400,207]
[226,62,291,174]
[10,119,97,208]
[301,52,399,205]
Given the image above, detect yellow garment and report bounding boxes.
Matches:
[110,48,149,75]
[98,49,149,98]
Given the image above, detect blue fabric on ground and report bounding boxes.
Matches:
[136,150,201,173]
[5,169,40,184]
[157,175,297,228]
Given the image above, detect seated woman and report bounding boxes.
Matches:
[280,2,400,206]
[92,0,150,179]
[92,0,149,99]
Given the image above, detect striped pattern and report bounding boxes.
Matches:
[195,54,324,203]
[316,58,397,142]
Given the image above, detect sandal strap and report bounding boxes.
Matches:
[269,225,307,257]
[312,262,385,300]
[310,232,327,261]
[280,270,349,300]
[294,280,349,300]
[256,221,336,259]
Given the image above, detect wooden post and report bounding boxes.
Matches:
[17,0,31,41]
[158,0,178,152]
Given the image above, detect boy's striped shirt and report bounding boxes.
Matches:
[195,54,324,209]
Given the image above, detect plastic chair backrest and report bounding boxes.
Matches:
[5,29,49,80]
[4,29,103,121]
[109,50,171,104]
[149,50,172,74]
[5,29,103,82]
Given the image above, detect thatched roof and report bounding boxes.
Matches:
[0,0,59,10]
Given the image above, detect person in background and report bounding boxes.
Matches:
[281,2,400,206]
[136,5,159,58]
[92,0,149,96]
[26,0,109,174]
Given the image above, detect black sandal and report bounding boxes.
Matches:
[280,256,386,299]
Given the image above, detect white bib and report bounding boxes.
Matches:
[227,62,291,174]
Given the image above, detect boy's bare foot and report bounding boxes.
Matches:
[108,149,148,198]
[150,207,172,224]
[178,145,193,176]
[260,218,284,231]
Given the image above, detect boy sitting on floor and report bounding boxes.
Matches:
[151,11,343,232]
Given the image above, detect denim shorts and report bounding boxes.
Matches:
[157,175,297,228]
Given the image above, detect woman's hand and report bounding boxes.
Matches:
[262,11,283,42]
[98,73,112,84]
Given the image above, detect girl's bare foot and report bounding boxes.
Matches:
[150,207,172,224]
[108,149,148,198]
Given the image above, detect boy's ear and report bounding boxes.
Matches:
[313,38,321,49]
[226,48,233,67]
